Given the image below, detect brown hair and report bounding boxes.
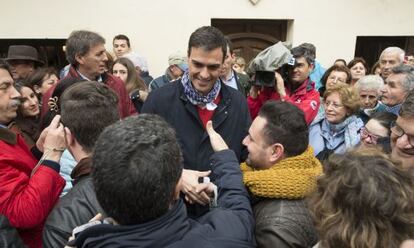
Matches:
[323,83,360,115]
[308,148,414,248]
[27,67,58,90]
[320,65,352,94]
[371,60,381,75]
[112,57,147,93]
[347,57,369,73]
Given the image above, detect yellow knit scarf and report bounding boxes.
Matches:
[241,146,322,199]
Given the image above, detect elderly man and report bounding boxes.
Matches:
[354,75,386,123]
[112,34,131,58]
[379,47,405,79]
[142,26,250,217]
[5,45,44,80]
[381,64,414,115]
[0,60,65,248]
[391,89,414,175]
[41,30,135,118]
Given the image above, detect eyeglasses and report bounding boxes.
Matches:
[360,127,382,144]
[390,121,414,147]
[323,101,344,109]
[327,75,346,84]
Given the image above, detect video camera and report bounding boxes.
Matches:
[247,41,294,88]
[250,57,296,88]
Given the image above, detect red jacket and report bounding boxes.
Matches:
[247,79,320,125]
[0,128,65,248]
[41,66,136,118]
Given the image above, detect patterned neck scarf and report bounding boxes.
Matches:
[323,115,363,149]
[181,71,221,110]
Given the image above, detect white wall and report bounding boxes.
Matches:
[2,0,414,75]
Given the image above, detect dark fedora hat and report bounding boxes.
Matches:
[6,45,44,66]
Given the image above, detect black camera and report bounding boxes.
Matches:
[251,71,275,88]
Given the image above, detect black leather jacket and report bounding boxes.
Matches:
[254,199,318,248]
[42,176,105,248]
[0,215,25,248]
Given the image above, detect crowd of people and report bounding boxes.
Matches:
[0,25,414,248]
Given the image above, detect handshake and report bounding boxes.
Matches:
[180,120,228,206]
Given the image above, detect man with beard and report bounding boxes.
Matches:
[241,101,322,248]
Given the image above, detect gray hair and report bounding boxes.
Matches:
[298,42,316,60]
[400,89,414,118]
[291,45,315,65]
[391,64,414,92]
[66,30,105,65]
[380,47,405,63]
[354,75,384,95]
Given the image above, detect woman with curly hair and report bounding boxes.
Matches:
[308,148,414,248]
[309,83,363,160]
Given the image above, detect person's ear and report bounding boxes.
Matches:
[269,143,284,164]
[309,62,315,71]
[64,127,74,147]
[33,85,41,94]
[75,53,85,65]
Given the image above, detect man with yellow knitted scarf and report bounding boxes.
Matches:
[242,101,322,248]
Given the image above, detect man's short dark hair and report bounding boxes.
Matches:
[291,45,315,66]
[66,30,105,65]
[0,59,12,76]
[391,64,414,92]
[113,34,130,47]
[92,114,183,225]
[400,89,414,118]
[60,81,119,153]
[224,36,233,54]
[187,26,227,62]
[258,101,309,157]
